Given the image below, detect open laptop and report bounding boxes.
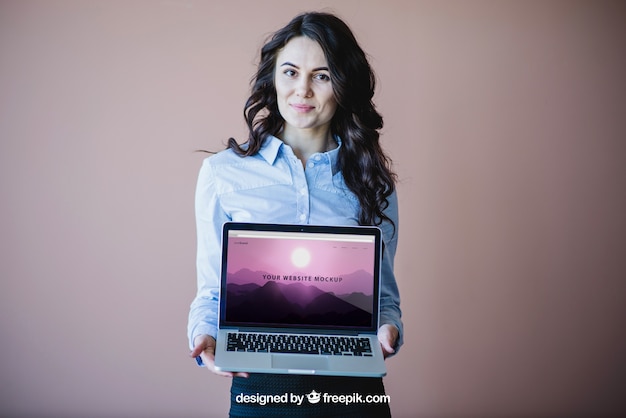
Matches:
[214,222,386,377]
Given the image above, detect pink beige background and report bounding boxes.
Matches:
[1,1,625,417]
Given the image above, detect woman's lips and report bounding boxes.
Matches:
[290,103,315,113]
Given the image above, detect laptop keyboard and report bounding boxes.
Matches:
[226,332,373,356]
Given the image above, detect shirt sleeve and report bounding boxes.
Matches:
[378,190,404,353]
[187,157,230,353]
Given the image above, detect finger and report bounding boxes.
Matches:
[379,337,395,356]
[380,338,394,352]
[378,326,397,358]
[190,335,211,357]
[213,369,239,378]
[198,349,249,378]
[205,362,249,378]
[212,370,249,378]
[381,343,395,358]
[199,348,216,366]
[189,344,205,358]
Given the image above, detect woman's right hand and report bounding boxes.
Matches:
[190,334,249,378]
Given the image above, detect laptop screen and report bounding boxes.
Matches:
[219,223,381,332]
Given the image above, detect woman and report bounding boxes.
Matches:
[188,12,403,417]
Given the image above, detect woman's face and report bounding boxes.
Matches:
[274,36,337,136]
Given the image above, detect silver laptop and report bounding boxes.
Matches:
[214,222,386,377]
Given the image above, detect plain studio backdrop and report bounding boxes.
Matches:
[1,1,625,417]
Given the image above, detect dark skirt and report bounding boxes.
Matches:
[229,374,391,417]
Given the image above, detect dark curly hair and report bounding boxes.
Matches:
[228,12,397,231]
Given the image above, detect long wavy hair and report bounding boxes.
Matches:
[228,12,397,230]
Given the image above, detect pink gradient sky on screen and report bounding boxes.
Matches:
[226,236,375,295]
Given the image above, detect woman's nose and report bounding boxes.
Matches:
[295,77,312,98]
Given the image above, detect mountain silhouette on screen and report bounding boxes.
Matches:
[225,276,372,326]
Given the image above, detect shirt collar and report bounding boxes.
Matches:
[257,135,283,165]
[259,135,342,174]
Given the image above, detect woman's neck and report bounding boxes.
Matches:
[278,125,336,164]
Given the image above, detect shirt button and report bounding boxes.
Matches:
[300,188,307,195]
[314,155,321,161]
[299,214,306,221]
[307,162,315,169]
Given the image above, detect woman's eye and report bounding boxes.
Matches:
[314,73,331,82]
[283,69,297,77]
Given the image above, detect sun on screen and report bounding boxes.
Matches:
[291,247,311,268]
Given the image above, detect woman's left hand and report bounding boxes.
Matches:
[377,324,399,358]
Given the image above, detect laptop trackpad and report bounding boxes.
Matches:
[272,354,329,371]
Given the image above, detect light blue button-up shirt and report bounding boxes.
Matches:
[188,135,403,353]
